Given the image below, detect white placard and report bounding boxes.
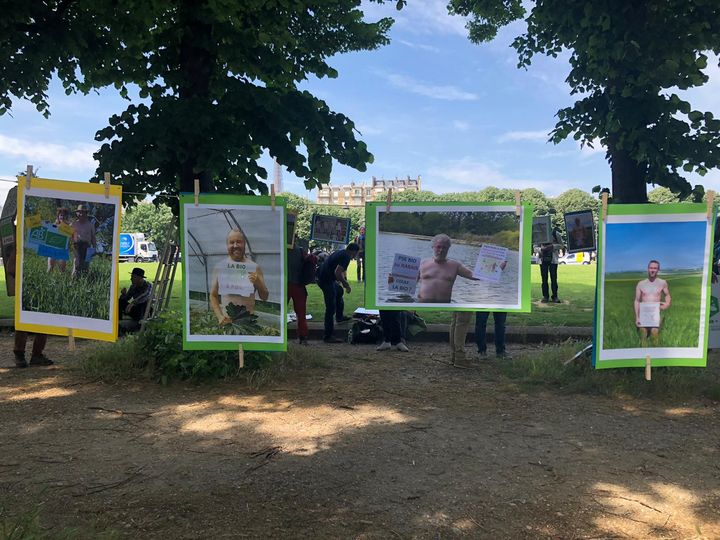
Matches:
[473,244,508,283]
[638,302,661,328]
[216,260,258,296]
[389,253,420,296]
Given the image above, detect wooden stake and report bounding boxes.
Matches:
[103,172,111,199]
[514,190,521,216]
[238,345,244,369]
[25,165,33,190]
[645,354,651,381]
[194,178,200,206]
[601,192,609,223]
[386,188,393,213]
[68,328,75,351]
[271,184,276,210]
[707,190,715,219]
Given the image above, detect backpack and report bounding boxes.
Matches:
[300,253,319,286]
[347,316,384,345]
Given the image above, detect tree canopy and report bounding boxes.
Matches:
[449,0,720,203]
[121,202,175,252]
[0,0,396,208]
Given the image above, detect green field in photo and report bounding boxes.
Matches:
[601,271,704,349]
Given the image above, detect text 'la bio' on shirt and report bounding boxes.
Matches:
[215,258,258,297]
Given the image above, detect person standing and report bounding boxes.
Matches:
[48,207,70,272]
[71,204,97,278]
[316,243,359,343]
[355,226,366,282]
[475,311,509,359]
[287,244,312,345]
[539,229,563,303]
[376,310,409,352]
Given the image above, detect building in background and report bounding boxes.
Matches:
[316,176,421,207]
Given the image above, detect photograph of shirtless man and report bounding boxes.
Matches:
[634,260,671,346]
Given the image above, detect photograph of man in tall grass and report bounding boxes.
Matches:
[21,195,116,320]
[602,220,708,350]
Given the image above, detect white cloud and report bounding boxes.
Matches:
[498,129,550,143]
[422,157,588,196]
[397,39,441,53]
[453,120,470,131]
[0,134,97,170]
[380,0,468,37]
[383,73,478,101]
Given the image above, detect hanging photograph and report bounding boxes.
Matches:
[310,213,351,244]
[595,203,713,368]
[180,194,287,351]
[564,209,596,253]
[15,176,122,341]
[531,215,552,244]
[365,201,532,312]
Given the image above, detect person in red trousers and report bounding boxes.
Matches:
[287,244,315,345]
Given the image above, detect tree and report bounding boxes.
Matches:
[0,1,396,208]
[449,0,720,203]
[121,202,175,252]
[520,188,552,216]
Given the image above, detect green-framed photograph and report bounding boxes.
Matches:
[365,201,532,312]
[180,194,287,351]
[594,203,713,369]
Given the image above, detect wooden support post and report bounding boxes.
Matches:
[707,190,715,219]
[238,345,244,369]
[514,190,521,216]
[601,192,609,223]
[25,165,33,190]
[194,178,200,206]
[68,328,75,351]
[645,354,651,381]
[103,172,111,199]
[271,184,276,210]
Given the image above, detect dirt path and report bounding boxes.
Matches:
[1,337,719,539]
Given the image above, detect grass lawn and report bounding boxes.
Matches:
[602,272,703,349]
[0,261,598,326]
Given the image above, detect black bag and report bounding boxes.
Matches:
[300,253,318,286]
[347,317,383,344]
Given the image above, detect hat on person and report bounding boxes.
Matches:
[130,267,145,278]
[75,204,88,213]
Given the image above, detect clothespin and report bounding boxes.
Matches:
[601,192,609,223]
[25,165,33,190]
[645,354,651,381]
[271,184,276,211]
[386,188,393,213]
[514,190,521,216]
[103,172,111,199]
[194,178,199,206]
[238,345,244,369]
[68,328,75,351]
[706,190,715,219]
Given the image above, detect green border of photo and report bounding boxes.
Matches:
[179,193,287,351]
[364,201,533,312]
[594,202,713,369]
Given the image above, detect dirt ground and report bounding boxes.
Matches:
[1,335,719,539]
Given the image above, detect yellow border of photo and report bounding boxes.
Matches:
[14,176,122,342]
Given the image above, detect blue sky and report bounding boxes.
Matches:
[1,0,719,206]
[604,221,708,273]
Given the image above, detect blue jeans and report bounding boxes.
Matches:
[319,281,344,339]
[475,312,507,355]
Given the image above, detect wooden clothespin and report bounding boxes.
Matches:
[271,184,276,211]
[194,178,200,206]
[238,345,244,369]
[25,165,33,190]
[706,190,715,219]
[68,328,75,351]
[514,190,521,216]
[103,172,111,199]
[645,354,651,381]
[386,188,393,213]
[601,192,609,223]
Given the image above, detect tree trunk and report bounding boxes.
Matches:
[608,147,648,204]
[177,0,214,194]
